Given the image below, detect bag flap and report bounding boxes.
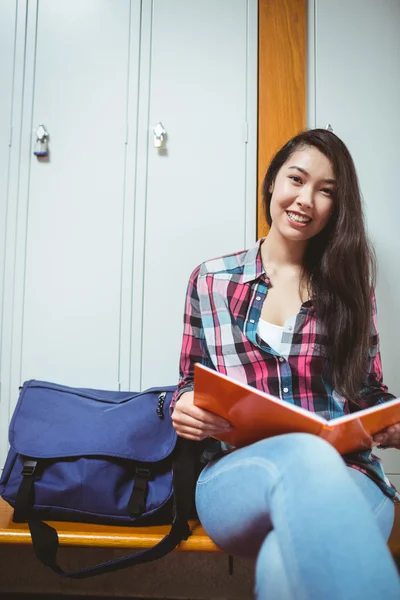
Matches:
[9,381,178,462]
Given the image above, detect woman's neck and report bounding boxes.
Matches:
[261,225,306,273]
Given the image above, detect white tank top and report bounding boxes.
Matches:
[257,318,286,357]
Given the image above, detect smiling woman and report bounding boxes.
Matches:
[171,128,400,599]
[261,129,375,404]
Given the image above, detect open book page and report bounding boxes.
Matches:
[320,420,376,454]
[194,363,325,449]
[194,364,400,454]
[322,399,400,454]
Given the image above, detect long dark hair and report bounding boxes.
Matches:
[262,129,376,405]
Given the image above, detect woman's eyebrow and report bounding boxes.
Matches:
[288,165,336,184]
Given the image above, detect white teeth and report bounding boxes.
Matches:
[287,211,311,224]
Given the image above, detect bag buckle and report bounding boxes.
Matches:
[128,467,152,517]
[21,460,38,476]
[135,467,151,479]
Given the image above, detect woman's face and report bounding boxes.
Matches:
[269,146,336,242]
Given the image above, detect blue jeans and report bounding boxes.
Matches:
[196,433,400,600]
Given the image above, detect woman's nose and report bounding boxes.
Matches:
[296,188,313,208]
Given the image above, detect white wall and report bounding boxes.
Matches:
[308,0,400,478]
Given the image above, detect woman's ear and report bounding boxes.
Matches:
[269,182,274,194]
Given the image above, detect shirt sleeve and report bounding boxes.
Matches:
[359,291,396,406]
[170,265,214,411]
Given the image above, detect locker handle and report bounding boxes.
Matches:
[153,122,167,148]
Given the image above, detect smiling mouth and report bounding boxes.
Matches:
[286,211,312,224]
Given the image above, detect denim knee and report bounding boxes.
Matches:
[280,432,342,460]
[253,433,349,484]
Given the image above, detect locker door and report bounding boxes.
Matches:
[135,0,257,389]
[0,0,21,469]
[9,0,140,391]
[0,1,17,364]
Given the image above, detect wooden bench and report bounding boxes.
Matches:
[0,497,399,559]
[0,498,221,552]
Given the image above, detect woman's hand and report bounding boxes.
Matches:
[373,423,400,449]
[171,391,233,441]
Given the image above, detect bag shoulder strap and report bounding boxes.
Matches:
[25,438,198,579]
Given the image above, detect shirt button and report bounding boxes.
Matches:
[288,326,293,331]
[250,319,255,324]
[279,357,284,362]
[256,296,261,301]
[283,387,289,393]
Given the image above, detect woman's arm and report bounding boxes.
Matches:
[366,348,400,448]
[171,265,232,440]
[170,265,213,409]
[364,292,400,448]
[359,292,396,406]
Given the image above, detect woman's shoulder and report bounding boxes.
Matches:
[200,248,248,275]
[193,239,263,280]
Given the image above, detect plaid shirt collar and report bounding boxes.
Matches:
[241,238,266,284]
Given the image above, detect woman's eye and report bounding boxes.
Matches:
[289,176,302,184]
[321,188,334,196]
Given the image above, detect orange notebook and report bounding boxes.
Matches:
[193,364,400,455]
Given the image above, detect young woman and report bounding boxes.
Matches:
[171,129,400,599]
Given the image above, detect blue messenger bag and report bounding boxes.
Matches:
[0,380,199,578]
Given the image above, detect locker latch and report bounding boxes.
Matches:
[153,122,167,148]
[34,124,49,157]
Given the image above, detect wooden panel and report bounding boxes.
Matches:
[0,499,221,552]
[257,0,306,238]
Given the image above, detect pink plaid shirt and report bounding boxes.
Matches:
[173,239,399,501]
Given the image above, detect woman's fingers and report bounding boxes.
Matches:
[173,390,232,428]
[175,432,206,441]
[173,425,209,441]
[373,422,400,448]
[172,409,231,435]
[173,405,231,430]
[173,420,227,441]
[171,390,233,440]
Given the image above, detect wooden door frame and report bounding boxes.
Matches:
[257,0,307,238]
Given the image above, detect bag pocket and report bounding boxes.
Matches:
[79,456,173,520]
